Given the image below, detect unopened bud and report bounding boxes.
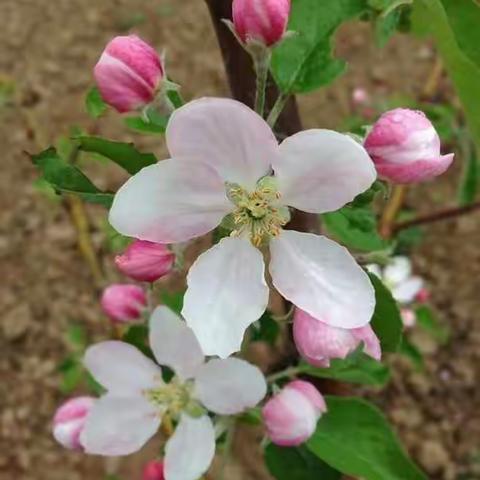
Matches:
[142,460,165,480]
[100,284,147,323]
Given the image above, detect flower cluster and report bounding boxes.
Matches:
[50,1,454,478]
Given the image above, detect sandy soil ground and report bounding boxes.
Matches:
[0,1,479,479]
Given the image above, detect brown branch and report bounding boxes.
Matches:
[380,185,407,239]
[393,201,480,233]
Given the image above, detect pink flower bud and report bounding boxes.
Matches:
[94,35,164,113]
[293,308,381,368]
[352,88,370,106]
[232,0,291,47]
[415,287,430,304]
[364,108,454,184]
[115,240,175,283]
[52,396,95,450]
[142,460,165,480]
[401,308,416,329]
[100,284,147,323]
[262,380,326,446]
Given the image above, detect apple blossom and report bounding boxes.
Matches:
[115,240,175,283]
[100,284,147,323]
[142,460,165,480]
[109,97,377,358]
[80,306,266,480]
[364,108,454,183]
[232,0,291,47]
[94,35,164,113]
[262,380,326,446]
[293,308,381,368]
[52,396,95,451]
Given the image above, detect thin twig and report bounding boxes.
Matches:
[379,185,407,238]
[392,201,480,233]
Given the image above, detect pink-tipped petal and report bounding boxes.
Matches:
[274,130,376,214]
[109,160,232,244]
[166,98,278,190]
[182,237,269,358]
[269,231,375,329]
[232,0,291,46]
[194,358,266,415]
[115,240,175,283]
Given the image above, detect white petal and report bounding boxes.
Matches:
[149,306,204,380]
[84,341,161,394]
[164,414,215,480]
[194,358,267,415]
[166,98,278,190]
[80,394,160,456]
[109,160,232,244]
[269,230,375,329]
[182,237,269,358]
[384,256,412,285]
[392,277,424,304]
[274,130,376,213]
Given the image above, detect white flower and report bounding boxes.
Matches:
[367,256,424,304]
[110,97,377,357]
[80,306,266,480]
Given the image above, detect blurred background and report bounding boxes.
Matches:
[0,0,479,479]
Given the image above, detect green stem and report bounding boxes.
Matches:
[253,50,271,117]
[267,92,290,129]
[267,365,305,383]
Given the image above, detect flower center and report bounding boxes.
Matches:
[145,380,191,417]
[225,176,290,247]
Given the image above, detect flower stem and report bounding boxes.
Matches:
[218,421,236,480]
[267,92,290,129]
[267,365,305,383]
[253,50,271,117]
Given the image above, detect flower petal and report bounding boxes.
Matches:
[384,256,412,285]
[194,358,267,415]
[109,160,232,244]
[182,237,269,358]
[273,130,376,213]
[269,230,375,329]
[149,306,204,380]
[392,277,424,304]
[166,98,278,190]
[164,414,215,480]
[80,394,160,456]
[84,341,161,394]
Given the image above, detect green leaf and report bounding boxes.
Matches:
[66,324,87,350]
[375,8,402,48]
[31,147,113,207]
[122,324,153,358]
[307,396,427,480]
[238,407,262,426]
[59,359,84,394]
[399,336,424,370]
[368,273,403,352]
[77,136,157,175]
[458,149,479,205]
[415,305,450,345]
[412,0,480,158]
[124,115,167,134]
[438,0,480,70]
[250,311,280,346]
[303,350,390,387]
[323,206,387,252]
[85,87,107,118]
[271,0,368,93]
[265,444,341,480]
[160,290,185,315]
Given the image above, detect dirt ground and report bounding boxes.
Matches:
[1,1,479,479]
